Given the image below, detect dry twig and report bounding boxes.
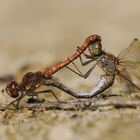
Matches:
[1,99,140,111]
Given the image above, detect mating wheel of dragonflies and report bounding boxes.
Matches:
[4,35,140,109]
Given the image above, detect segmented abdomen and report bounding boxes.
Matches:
[44,34,101,76]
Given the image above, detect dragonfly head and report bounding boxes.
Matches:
[6,81,20,98]
[88,40,102,56]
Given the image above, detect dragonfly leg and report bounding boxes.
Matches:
[16,95,25,109]
[6,93,26,109]
[47,75,115,98]
[77,46,93,59]
[66,57,96,79]
[35,89,61,102]
[66,62,97,79]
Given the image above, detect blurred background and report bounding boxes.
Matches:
[0,1,140,140]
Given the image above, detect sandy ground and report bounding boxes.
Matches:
[0,1,140,140]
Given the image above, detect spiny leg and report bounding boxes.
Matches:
[77,46,98,65]
[66,47,95,78]
[16,94,26,109]
[66,46,99,78]
[66,58,97,79]
[35,89,61,102]
[6,93,26,109]
[77,46,93,59]
[79,55,95,66]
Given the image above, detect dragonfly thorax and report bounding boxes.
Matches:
[97,53,117,76]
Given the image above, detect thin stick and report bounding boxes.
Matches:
[1,99,140,111]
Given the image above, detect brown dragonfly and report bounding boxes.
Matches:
[46,38,140,98]
[4,35,101,108]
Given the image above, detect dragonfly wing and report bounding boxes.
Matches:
[118,38,140,72]
[118,38,140,64]
[116,69,140,94]
[117,39,140,93]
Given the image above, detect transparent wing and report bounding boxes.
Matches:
[116,68,140,93]
[118,38,140,60]
[117,38,140,93]
[117,38,140,69]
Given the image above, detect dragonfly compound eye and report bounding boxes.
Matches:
[89,35,101,43]
[6,81,20,98]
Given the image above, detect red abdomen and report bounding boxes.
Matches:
[44,34,101,76]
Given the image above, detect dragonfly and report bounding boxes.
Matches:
[5,35,101,108]
[46,38,140,98]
